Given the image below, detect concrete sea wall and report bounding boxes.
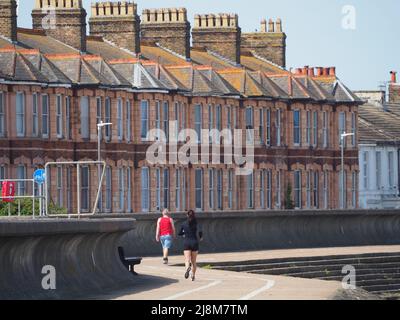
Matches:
[0,218,136,300]
[119,210,400,257]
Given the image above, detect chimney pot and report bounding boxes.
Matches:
[391,71,397,83]
[329,67,336,76]
[308,67,315,77]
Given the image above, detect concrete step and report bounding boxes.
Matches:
[244,263,400,276]
[250,267,400,279]
[214,257,400,272]
[320,272,400,282]
[205,252,400,268]
[362,283,400,293]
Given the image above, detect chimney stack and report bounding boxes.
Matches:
[0,0,17,43]
[141,7,191,59]
[32,0,87,52]
[89,1,141,54]
[192,13,241,65]
[391,71,397,83]
[241,18,286,68]
[260,19,267,33]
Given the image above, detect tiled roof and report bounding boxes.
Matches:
[358,103,400,144]
[240,53,285,74]
[15,29,78,54]
[87,37,135,61]
[0,29,361,103]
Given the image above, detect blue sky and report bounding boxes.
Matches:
[16,0,400,90]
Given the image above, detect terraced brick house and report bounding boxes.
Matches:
[0,0,361,213]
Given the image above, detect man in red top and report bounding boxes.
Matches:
[156,209,176,264]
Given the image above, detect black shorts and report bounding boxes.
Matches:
[184,240,199,252]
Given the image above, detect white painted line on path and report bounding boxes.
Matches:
[239,280,275,300]
[162,280,223,300]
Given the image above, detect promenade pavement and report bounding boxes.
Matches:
[100,245,400,300]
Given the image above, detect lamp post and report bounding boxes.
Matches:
[340,132,354,209]
[97,121,112,212]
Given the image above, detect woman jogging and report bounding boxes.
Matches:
[156,209,176,265]
[178,210,203,281]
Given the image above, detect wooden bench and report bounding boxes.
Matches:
[118,247,142,275]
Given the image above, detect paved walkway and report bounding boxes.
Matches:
[103,245,400,300]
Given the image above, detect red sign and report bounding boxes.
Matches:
[2,181,16,203]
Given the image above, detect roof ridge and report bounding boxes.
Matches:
[206,49,239,68]
[155,43,189,62]
[250,51,287,72]
[102,38,138,58]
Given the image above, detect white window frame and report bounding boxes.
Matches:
[209,169,215,210]
[266,109,271,146]
[16,165,26,196]
[80,166,90,212]
[156,168,161,211]
[260,170,265,209]
[42,94,49,138]
[163,101,169,142]
[313,111,318,147]
[118,167,125,212]
[351,113,356,147]
[388,151,394,188]
[276,170,281,209]
[175,102,180,142]
[56,95,63,139]
[266,169,272,209]
[105,166,112,212]
[293,110,301,146]
[313,171,319,209]
[306,171,311,209]
[65,96,71,140]
[339,112,346,147]
[80,96,90,139]
[155,100,161,141]
[228,169,233,209]
[105,97,111,141]
[323,111,328,148]
[247,171,254,209]
[217,169,223,210]
[117,98,123,141]
[175,168,181,211]
[163,168,170,210]
[141,167,150,212]
[66,166,72,213]
[276,109,281,147]
[246,107,254,144]
[32,93,39,137]
[96,97,102,140]
[351,171,357,208]
[194,104,202,144]
[141,100,149,141]
[195,168,203,211]
[376,151,381,189]
[306,110,311,145]
[16,92,25,137]
[125,100,131,142]
[56,166,63,207]
[126,167,132,212]
[363,151,369,190]
[0,92,4,137]
[208,104,214,144]
[294,170,302,209]
[323,171,329,209]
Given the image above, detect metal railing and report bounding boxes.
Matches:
[44,161,106,219]
[0,178,42,219]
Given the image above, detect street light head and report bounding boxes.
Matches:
[97,122,113,128]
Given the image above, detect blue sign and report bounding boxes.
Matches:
[33,169,46,185]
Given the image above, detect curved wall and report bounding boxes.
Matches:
[119,210,400,257]
[0,218,136,300]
